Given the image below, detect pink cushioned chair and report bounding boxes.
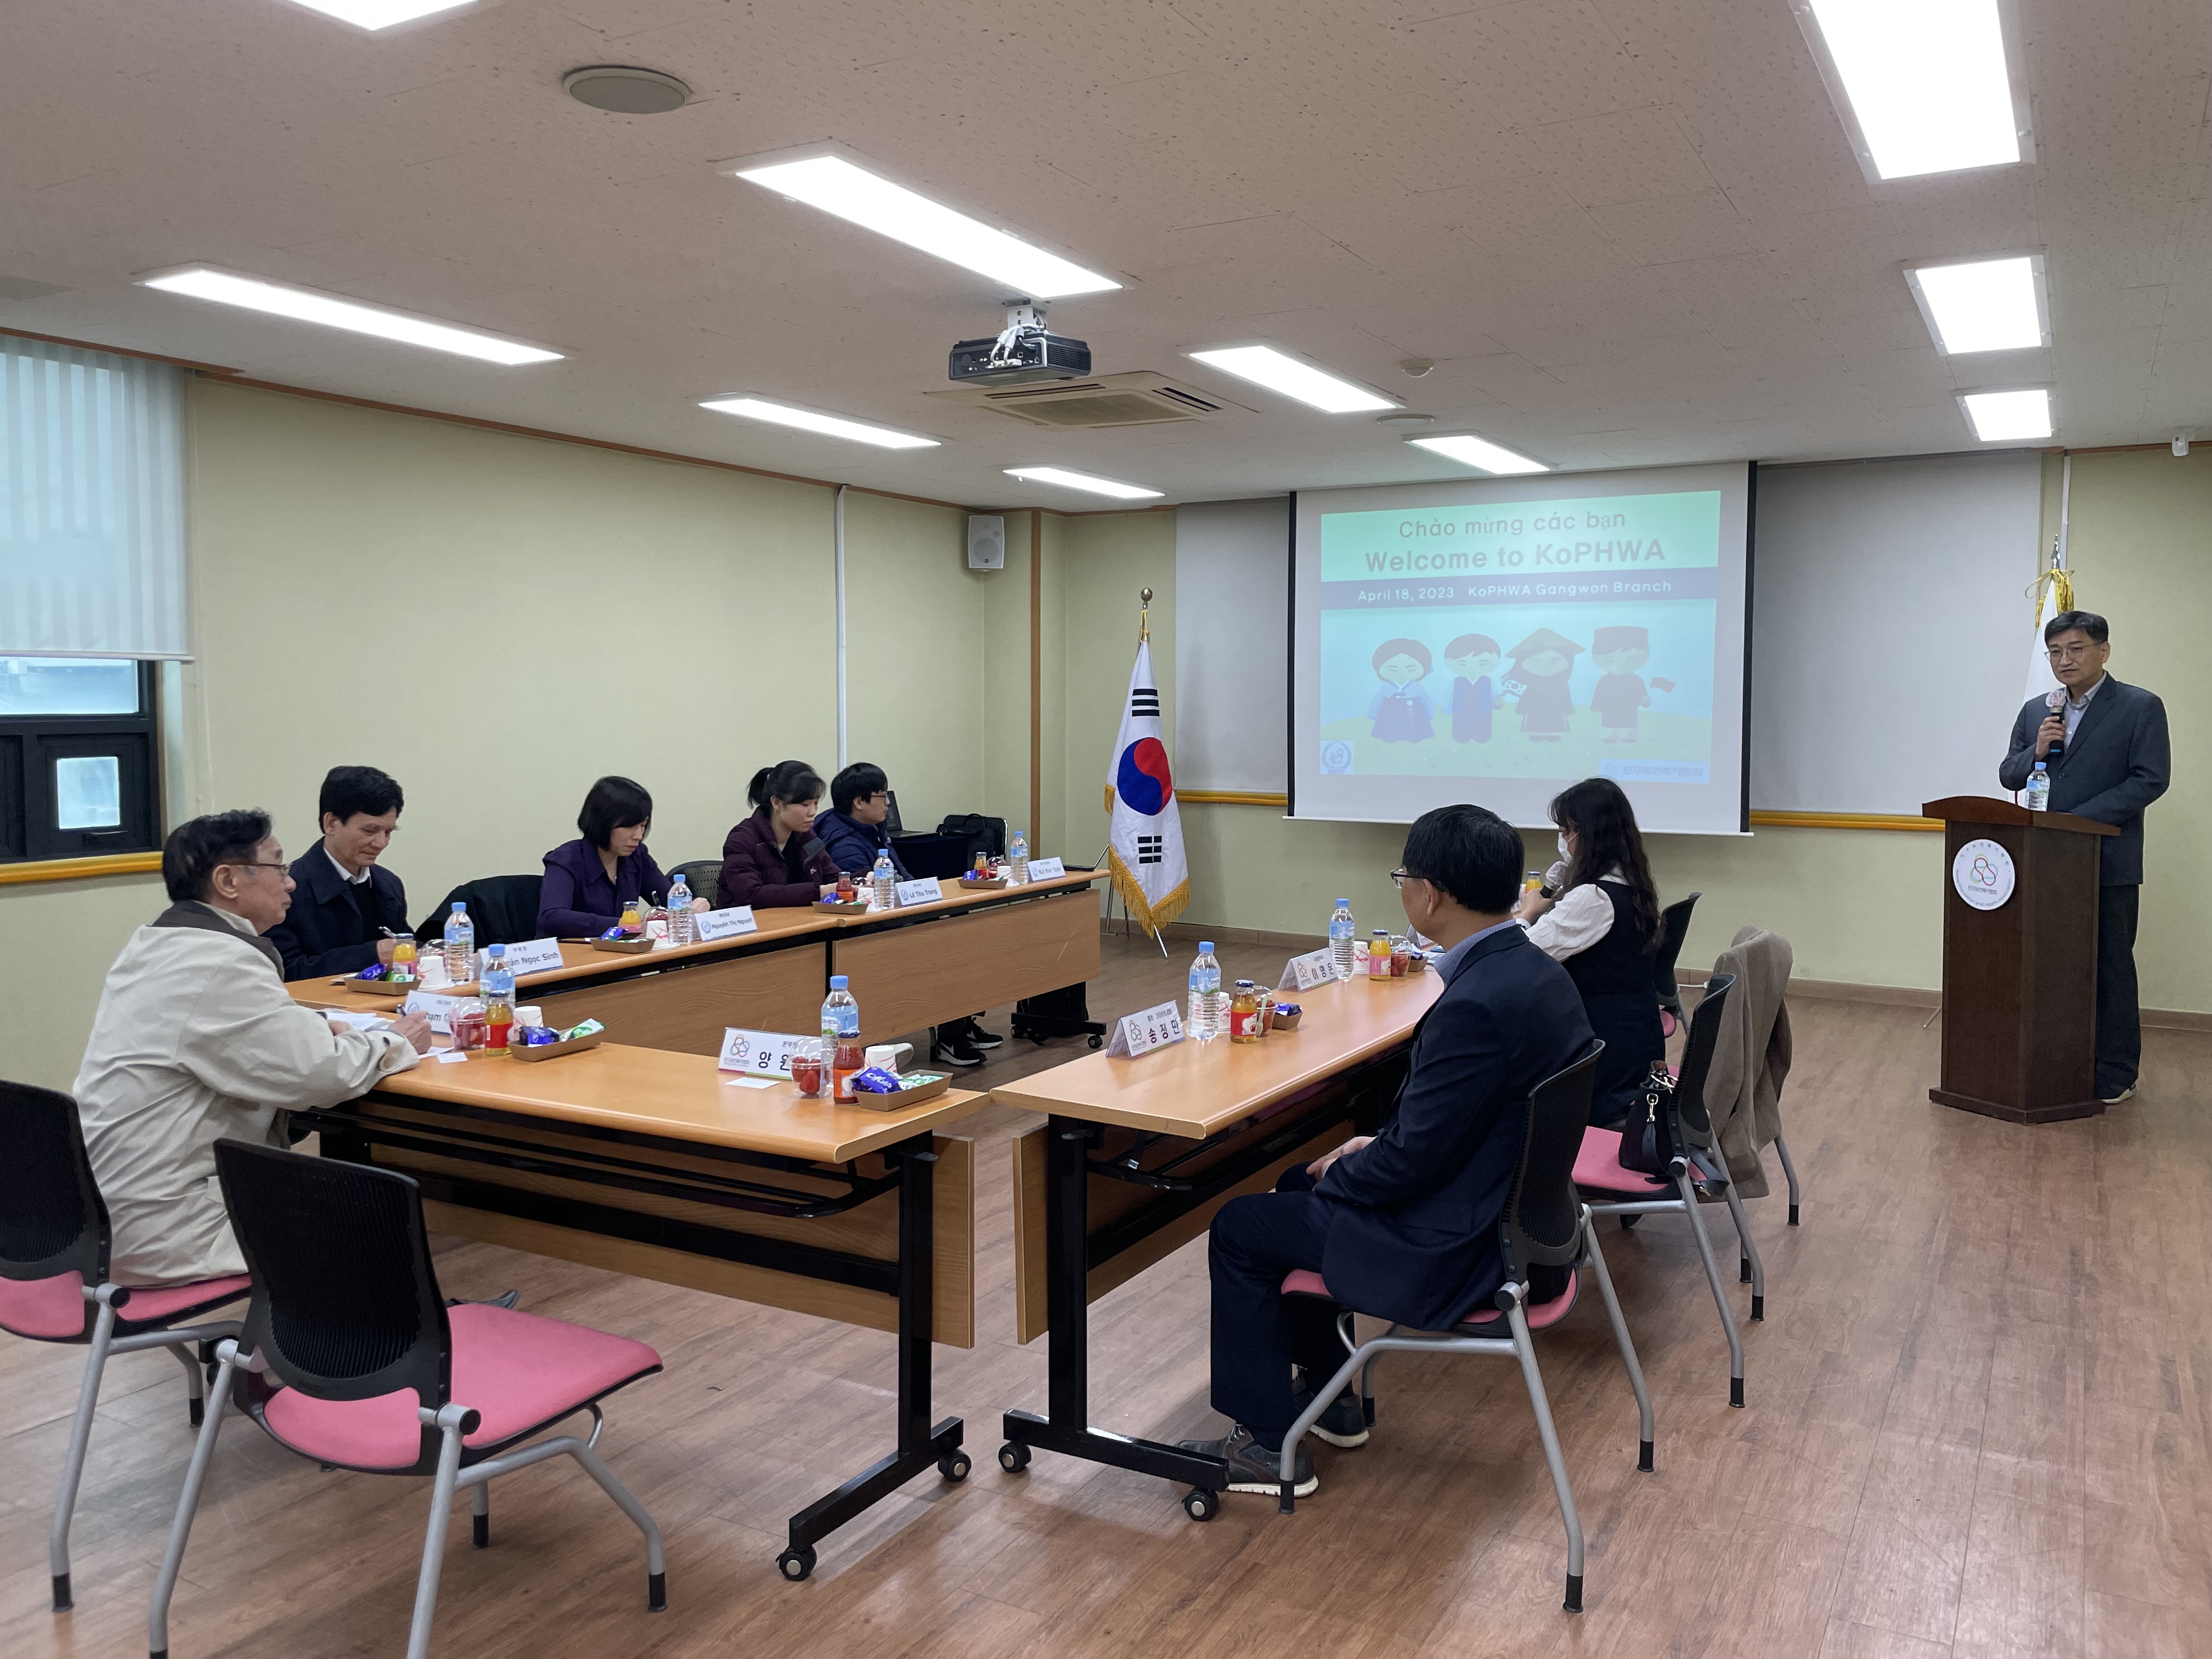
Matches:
[0,1079,250,1614]
[148,1141,666,1659]
[1575,974,1755,1407]
[1276,1042,1652,1615]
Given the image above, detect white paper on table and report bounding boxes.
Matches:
[722,1074,780,1090]
[322,1009,391,1032]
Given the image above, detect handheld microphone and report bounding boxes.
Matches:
[2044,687,2067,762]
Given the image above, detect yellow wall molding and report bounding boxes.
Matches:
[1748,810,1942,832]
[1181,791,1291,807]
[0,852,164,886]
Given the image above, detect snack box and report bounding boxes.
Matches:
[590,936,654,955]
[956,876,1007,890]
[814,899,871,914]
[337,974,416,996]
[847,1070,953,1111]
[509,1028,606,1063]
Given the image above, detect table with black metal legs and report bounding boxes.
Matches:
[298,1041,984,1579]
[989,971,1442,1514]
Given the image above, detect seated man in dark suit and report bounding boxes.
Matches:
[1997,610,2170,1103]
[1184,804,1594,1497]
[266,765,410,980]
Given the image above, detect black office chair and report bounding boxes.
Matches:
[672,859,724,903]
[1653,893,1701,1035]
[414,874,544,946]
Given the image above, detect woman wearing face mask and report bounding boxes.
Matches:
[1515,776,1664,1128]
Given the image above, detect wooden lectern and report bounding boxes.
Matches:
[1923,796,2118,1124]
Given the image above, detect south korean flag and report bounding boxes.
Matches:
[1104,639,1189,938]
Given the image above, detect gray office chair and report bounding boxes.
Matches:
[672,859,724,902]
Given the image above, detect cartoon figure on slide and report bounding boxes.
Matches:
[1442,633,1502,743]
[1587,625,1678,743]
[1365,638,1438,743]
[1503,628,1582,742]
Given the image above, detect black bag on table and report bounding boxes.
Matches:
[934,813,1007,865]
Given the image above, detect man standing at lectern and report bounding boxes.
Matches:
[1999,611,2170,1104]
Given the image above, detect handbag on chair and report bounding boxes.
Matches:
[1616,1064,1680,1177]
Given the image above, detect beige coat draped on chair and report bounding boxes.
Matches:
[1704,926,1792,1198]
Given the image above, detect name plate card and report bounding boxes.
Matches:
[717,1028,814,1077]
[1026,856,1066,880]
[892,875,945,907]
[1103,1000,1186,1059]
[694,905,759,942]
[400,991,476,1036]
[480,938,564,978]
[1278,947,1337,992]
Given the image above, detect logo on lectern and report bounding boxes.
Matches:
[1950,838,2016,911]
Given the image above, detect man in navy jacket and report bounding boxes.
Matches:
[266,766,410,981]
[815,762,911,883]
[1186,804,1593,1497]
[1997,611,2170,1103]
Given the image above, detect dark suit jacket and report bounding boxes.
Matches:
[1998,675,2169,885]
[1313,924,1594,1330]
[266,848,409,980]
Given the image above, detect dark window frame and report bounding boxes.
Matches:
[0,661,163,863]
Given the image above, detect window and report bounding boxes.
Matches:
[0,657,161,861]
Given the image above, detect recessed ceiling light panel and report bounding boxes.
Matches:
[138,267,561,365]
[283,0,475,29]
[729,154,1120,298]
[1795,0,2029,180]
[700,397,939,449]
[1003,466,1163,500]
[1407,434,1548,475]
[1186,345,1397,414]
[1905,255,2047,354]
[1959,387,2052,442]
[563,65,691,115]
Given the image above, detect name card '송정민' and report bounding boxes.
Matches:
[487,937,565,978]
[1278,947,1337,993]
[894,876,945,907]
[1103,1000,1186,1059]
[694,905,759,943]
[1026,856,1066,880]
[717,1028,814,1078]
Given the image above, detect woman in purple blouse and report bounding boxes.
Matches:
[537,775,674,937]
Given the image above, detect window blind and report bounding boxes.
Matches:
[0,333,189,659]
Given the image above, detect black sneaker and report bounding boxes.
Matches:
[932,1031,985,1069]
[1177,1424,1316,1498]
[1291,1379,1369,1448]
[963,1017,1005,1051]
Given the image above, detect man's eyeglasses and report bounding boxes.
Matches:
[1389,868,1421,889]
[2046,644,2098,662]
[222,861,289,876]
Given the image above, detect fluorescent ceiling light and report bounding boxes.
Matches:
[1906,256,2046,354]
[1799,0,2023,179]
[283,0,475,28]
[700,396,939,450]
[139,268,560,365]
[1185,346,1396,413]
[733,156,1119,298]
[1959,388,2051,442]
[1407,434,1548,476]
[1003,466,1163,501]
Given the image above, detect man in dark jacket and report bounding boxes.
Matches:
[1997,610,2170,1103]
[266,766,410,980]
[815,763,911,882]
[1185,803,1593,1497]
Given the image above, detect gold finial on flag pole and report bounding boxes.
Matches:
[1139,586,1152,644]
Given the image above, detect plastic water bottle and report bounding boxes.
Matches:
[482,944,515,1049]
[1187,941,1223,1041]
[442,902,475,985]
[821,974,862,1102]
[1008,831,1030,885]
[1329,899,1356,981]
[872,850,899,910]
[2025,761,2051,812]
[667,872,695,944]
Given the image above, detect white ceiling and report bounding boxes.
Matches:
[3,0,2207,507]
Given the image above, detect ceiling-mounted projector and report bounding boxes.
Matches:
[949,301,1090,386]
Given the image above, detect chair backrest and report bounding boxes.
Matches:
[0,1081,107,1290]
[1670,973,1736,1151]
[672,859,723,902]
[883,790,905,836]
[213,1141,449,1427]
[414,874,544,945]
[1653,893,1701,1015]
[1498,1041,1604,1282]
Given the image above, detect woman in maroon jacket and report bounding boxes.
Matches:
[716,759,843,909]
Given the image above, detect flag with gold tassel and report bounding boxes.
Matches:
[1103,594,1189,938]
[2023,538,2075,707]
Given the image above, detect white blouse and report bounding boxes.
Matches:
[1523,866,1627,962]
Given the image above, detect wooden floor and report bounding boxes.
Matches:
[7,934,2209,1658]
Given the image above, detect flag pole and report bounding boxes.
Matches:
[1137,587,1165,956]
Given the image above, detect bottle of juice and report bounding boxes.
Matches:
[482,944,515,1049]
[388,935,417,983]
[618,902,642,935]
[1228,980,1262,1042]
[1368,929,1393,979]
[821,975,863,1102]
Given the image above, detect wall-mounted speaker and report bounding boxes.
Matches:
[966,514,1006,571]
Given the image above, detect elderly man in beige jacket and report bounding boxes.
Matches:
[73,809,431,1286]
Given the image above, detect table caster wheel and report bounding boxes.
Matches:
[938,1449,972,1482]
[1087,1034,1103,1049]
[997,1441,1031,1473]
[777,1545,816,1582]
[1182,1487,1220,1522]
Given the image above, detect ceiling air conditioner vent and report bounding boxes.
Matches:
[927,370,1250,429]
